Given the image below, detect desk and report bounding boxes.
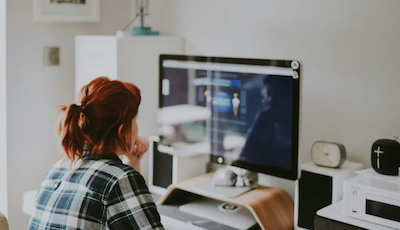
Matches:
[154,194,261,230]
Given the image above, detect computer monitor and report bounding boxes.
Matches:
[158,55,300,180]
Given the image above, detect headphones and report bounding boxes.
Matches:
[212,167,258,188]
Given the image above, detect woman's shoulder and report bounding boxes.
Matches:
[105,160,140,178]
[47,158,143,194]
[79,157,140,180]
[45,157,140,183]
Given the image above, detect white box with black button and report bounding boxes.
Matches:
[343,173,400,229]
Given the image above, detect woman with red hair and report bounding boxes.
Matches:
[28,77,164,230]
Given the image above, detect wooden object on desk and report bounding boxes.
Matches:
[158,172,294,230]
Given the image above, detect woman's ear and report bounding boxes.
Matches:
[117,123,132,153]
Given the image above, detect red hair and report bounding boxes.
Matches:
[58,77,141,161]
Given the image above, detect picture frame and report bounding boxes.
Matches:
[33,0,100,22]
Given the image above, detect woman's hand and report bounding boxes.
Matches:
[124,136,149,172]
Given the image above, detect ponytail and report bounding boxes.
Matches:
[59,104,86,160]
[58,77,141,161]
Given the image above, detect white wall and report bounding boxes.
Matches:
[6,0,131,229]
[0,0,6,218]
[148,0,400,195]
[6,0,400,226]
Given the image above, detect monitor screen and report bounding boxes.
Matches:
[158,55,300,180]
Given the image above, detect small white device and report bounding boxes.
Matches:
[343,174,400,229]
[311,141,346,168]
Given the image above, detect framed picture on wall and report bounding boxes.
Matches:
[33,0,100,22]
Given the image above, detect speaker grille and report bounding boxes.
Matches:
[298,170,333,229]
[153,142,173,189]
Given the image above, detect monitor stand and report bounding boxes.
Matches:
[157,172,294,230]
[195,181,253,198]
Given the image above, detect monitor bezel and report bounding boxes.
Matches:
[159,54,300,180]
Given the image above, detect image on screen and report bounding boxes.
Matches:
[158,59,295,170]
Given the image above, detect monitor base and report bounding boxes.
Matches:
[157,172,294,230]
[196,181,253,198]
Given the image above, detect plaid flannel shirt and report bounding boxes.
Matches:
[28,151,164,230]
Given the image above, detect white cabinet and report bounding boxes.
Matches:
[75,36,118,94]
[75,35,183,136]
[117,37,183,139]
[75,35,184,181]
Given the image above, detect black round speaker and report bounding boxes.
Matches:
[371,139,400,175]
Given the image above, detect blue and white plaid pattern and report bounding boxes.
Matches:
[28,152,164,230]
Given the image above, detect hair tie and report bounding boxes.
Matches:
[77,104,85,115]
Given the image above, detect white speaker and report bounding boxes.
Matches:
[294,161,363,230]
[148,136,209,195]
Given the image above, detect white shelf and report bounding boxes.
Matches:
[75,35,184,182]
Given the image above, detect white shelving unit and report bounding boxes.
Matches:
[75,35,184,181]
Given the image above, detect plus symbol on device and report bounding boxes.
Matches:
[374,146,384,169]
